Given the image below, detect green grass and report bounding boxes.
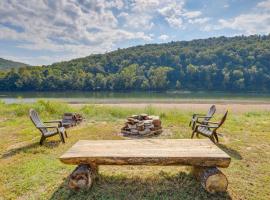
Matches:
[0,101,269,200]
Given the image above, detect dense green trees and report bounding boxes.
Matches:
[0,34,270,91]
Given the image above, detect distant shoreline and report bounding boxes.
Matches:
[1,98,270,105]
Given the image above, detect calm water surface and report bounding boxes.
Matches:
[0,91,270,104]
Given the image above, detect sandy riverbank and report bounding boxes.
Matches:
[70,103,270,113]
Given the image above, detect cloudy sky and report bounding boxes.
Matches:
[0,0,270,65]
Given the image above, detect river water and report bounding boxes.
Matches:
[1,91,270,104]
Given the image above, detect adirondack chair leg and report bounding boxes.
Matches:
[58,131,65,143]
[209,136,216,143]
[192,166,228,193]
[213,133,219,143]
[189,119,192,127]
[189,115,196,128]
[68,163,98,191]
[191,130,196,139]
[192,121,197,130]
[39,136,45,145]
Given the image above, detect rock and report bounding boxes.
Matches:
[140,113,148,120]
[153,119,161,127]
[150,126,162,131]
[139,128,151,135]
[131,129,139,134]
[145,124,154,129]
[137,122,145,131]
[149,116,161,127]
[127,124,137,129]
[132,115,139,119]
[127,118,139,124]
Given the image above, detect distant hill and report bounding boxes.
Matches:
[0,58,28,70]
[0,34,270,91]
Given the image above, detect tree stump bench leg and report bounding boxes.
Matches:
[68,163,98,191]
[192,166,228,193]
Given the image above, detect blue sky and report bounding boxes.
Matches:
[0,0,270,65]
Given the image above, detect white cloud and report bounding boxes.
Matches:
[183,11,202,19]
[116,1,158,30]
[219,14,270,34]
[166,17,183,28]
[158,34,169,41]
[0,0,205,64]
[118,12,129,18]
[158,2,185,28]
[120,0,203,30]
[104,0,125,9]
[213,1,270,35]
[131,0,160,11]
[122,13,155,30]
[157,1,204,28]
[257,0,270,10]
[188,17,210,24]
[0,0,152,64]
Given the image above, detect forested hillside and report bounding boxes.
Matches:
[0,35,270,91]
[0,58,28,70]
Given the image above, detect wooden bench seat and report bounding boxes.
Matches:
[60,139,231,193]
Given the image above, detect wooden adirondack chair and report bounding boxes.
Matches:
[191,111,228,143]
[29,109,67,145]
[189,105,216,130]
[62,113,77,128]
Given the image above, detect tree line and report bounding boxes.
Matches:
[0,34,270,91]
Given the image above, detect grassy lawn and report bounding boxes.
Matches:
[0,100,269,200]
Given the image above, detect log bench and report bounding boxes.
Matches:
[59,139,231,193]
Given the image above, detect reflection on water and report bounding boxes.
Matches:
[0,91,270,104]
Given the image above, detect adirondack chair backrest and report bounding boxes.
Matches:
[216,110,228,130]
[206,105,216,118]
[29,109,47,134]
[63,113,74,120]
[202,105,216,124]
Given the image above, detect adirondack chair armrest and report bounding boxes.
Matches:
[191,115,208,122]
[192,114,205,117]
[44,120,63,127]
[207,121,219,124]
[197,124,219,128]
[196,116,211,119]
[194,116,212,125]
[36,125,58,129]
[44,120,62,123]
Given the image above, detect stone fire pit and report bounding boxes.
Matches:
[121,114,162,136]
